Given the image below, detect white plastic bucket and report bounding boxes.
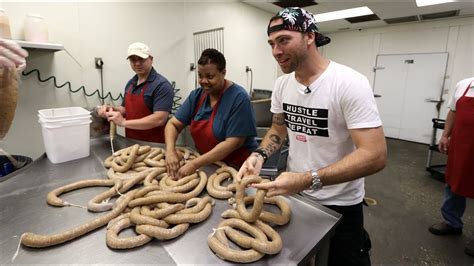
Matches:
[37,107,92,164]
[24,14,48,43]
[38,107,91,121]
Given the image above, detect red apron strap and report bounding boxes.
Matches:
[192,91,208,118]
[461,81,473,97]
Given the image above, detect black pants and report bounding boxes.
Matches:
[324,202,371,266]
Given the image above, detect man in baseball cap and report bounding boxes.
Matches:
[267,7,330,47]
[238,6,385,266]
[97,42,174,143]
[127,42,151,59]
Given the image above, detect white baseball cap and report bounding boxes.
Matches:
[127,42,151,59]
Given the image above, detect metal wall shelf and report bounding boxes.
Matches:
[16,40,64,52]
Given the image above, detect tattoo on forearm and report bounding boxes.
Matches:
[272,113,285,125]
[259,134,283,157]
[262,147,272,156]
[269,134,281,144]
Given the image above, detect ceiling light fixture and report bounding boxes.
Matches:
[415,0,455,7]
[315,6,374,23]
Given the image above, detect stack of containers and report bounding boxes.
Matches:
[38,107,92,164]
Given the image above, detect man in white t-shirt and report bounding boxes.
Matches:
[236,7,387,266]
[429,77,474,257]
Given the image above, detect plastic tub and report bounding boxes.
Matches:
[37,107,92,164]
[38,107,91,121]
[24,14,48,43]
[38,118,91,164]
[38,114,91,126]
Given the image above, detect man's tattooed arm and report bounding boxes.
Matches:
[257,113,287,157]
[261,134,281,156]
[272,113,285,125]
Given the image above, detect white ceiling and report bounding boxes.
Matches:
[242,0,474,33]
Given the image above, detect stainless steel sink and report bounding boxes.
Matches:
[0,155,33,182]
[252,98,272,128]
[251,89,273,128]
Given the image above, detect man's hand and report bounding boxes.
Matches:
[250,171,310,197]
[0,39,28,71]
[236,153,264,182]
[97,104,114,118]
[106,109,125,127]
[438,136,449,154]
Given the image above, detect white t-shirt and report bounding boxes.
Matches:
[271,61,382,206]
[448,77,474,111]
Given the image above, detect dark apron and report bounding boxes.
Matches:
[446,80,474,197]
[189,83,250,167]
[125,82,165,143]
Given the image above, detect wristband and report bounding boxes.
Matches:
[253,148,268,162]
[253,152,264,162]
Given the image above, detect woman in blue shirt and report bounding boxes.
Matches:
[165,49,257,179]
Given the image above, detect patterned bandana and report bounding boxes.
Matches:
[267,7,331,47]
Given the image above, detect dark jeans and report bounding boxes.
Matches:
[324,202,371,266]
[441,184,466,229]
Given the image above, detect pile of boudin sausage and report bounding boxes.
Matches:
[19,144,291,263]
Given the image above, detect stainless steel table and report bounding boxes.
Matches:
[0,136,340,265]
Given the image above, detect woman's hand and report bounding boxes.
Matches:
[175,160,199,180]
[166,149,181,179]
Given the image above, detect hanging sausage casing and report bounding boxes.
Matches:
[0,68,18,140]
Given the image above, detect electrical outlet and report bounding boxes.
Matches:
[95,57,103,69]
[245,66,251,72]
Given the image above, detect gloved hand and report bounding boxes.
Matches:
[0,39,28,71]
[96,104,113,118]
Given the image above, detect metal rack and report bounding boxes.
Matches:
[426,118,446,181]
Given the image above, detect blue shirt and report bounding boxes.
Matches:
[122,67,174,113]
[175,83,258,151]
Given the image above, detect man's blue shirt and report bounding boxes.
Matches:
[122,67,174,113]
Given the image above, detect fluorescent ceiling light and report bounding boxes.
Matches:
[315,6,374,23]
[416,0,455,7]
